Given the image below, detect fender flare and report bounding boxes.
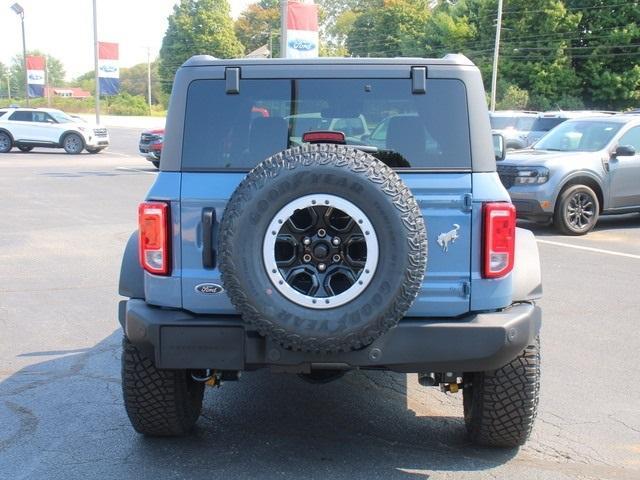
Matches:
[119,231,145,300]
[553,170,606,210]
[512,227,542,302]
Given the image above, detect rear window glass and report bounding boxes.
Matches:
[182,78,471,171]
[8,111,32,121]
[531,117,565,132]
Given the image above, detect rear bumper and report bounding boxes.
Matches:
[119,299,541,373]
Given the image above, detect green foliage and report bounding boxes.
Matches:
[346,0,431,57]
[159,0,244,94]
[120,62,163,105]
[106,93,151,116]
[496,84,530,110]
[235,1,281,58]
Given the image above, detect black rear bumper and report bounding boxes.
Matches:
[119,299,541,373]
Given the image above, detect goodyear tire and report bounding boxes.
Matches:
[219,144,427,353]
[463,337,541,448]
[121,337,204,436]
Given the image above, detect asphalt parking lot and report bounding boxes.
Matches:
[1,127,639,480]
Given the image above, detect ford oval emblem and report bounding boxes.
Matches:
[195,283,224,295]
[288,38,316,51]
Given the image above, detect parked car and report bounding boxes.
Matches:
[138,129,164,168]
[498,115,640,234]
[522,111,617,148]
[139,107,271,169]
[118,55,542,448]
[0,107,109,154]
[490,110,539,149]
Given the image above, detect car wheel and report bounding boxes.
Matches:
[86,147,104,154]
[0,131,13,153]
[463,336,541,448]
[121,337,204,436]
[17,145,34,153]
[554,184,599,235]
[219,144,428,353]
[62,133,85,154]
[151,160,160,169]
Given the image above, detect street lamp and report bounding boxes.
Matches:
[10,2,29,106]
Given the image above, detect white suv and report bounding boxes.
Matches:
[0,108,109,154]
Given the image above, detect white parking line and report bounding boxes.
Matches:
[537,239,640,260]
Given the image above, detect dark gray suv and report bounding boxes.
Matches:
[499,115,640,234]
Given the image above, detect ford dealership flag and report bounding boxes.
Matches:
[286,1,319,58]
[26,55,45,97]
[98,42,120,96]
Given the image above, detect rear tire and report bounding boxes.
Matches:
[62,133,84,154]
[121,337,204,436]
[553,185,599,235]
[463,336,540,448]
[0,131,12,153]
[17,145,34,152]
[151,160,160,169]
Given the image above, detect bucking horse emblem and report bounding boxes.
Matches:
[437,224,460,252]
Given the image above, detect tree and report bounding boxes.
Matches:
[566,0,640,109]
[120,62,163,104]
[159,0,244,94]
[346,0,431,57]
[235,0,281,58]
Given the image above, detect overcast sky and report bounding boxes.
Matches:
[0,0,257,81]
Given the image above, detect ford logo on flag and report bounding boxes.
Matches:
[28,73,43,81]
[288,38,316,52]
[100,65,118,73]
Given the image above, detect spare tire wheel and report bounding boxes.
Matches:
[219,144,427,352]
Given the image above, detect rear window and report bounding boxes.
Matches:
[8,111,32,122]
[531,117,565,132]
[182,78,471,171]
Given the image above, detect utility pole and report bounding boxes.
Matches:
[6,74,11,101]
[45,56,51,107]
[280,0,287,58]
[490,0,504,112]
[92,0,101,124]
[147,47,152,114]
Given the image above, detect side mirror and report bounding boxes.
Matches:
[614,144,636,157]
[493,133,506,161]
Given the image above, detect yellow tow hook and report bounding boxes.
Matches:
[205,374,218,388]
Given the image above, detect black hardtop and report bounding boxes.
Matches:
[181,54,475,69]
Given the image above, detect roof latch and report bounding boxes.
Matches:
[411,66,427,94]
[225,67,240,94]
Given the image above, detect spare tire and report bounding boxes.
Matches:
[219,144,427,352]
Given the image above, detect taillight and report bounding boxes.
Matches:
[482,202,516,279]
[138,201,170,275]
[302,131,346,144]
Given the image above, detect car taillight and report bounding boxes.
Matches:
[138,201,170,275]
[482,202,516,279]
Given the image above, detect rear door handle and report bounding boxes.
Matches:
[202,208,217,269]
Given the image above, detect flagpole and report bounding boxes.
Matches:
[92,0,100,124]
[280,0,287,58]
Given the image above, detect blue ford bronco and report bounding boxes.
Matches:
[119,55,542,448]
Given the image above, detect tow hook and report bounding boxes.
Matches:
[191,369,241,387]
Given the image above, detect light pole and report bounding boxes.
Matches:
[280,0,288,58]
[10,3,29,106]
[147,47,152,114]
[490,0,504,112]
[92,0,101,124]
[5,74,11,101]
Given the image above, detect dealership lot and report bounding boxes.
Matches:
[0,128,639,480]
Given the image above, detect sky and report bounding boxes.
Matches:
[0,0,257,81]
